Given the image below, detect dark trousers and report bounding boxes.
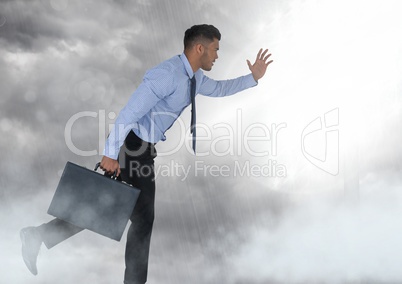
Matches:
[38,131,157,284]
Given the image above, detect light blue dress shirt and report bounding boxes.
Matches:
[103,53,257,159]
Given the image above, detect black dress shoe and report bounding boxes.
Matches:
[20,227,42,275]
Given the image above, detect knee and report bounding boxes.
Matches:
[130,207,154,227]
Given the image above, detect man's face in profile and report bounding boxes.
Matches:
[200,38,219,71]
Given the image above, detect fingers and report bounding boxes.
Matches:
[246,59,252,69]
[263,52,272,62]
[108,166,121,177]
[100,156,120,176]
[256,48,273,64]
[260,49,268,59]
[267,59,274,66]
[256,48,262,61]
[99,162,106,171]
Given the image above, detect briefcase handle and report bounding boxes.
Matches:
[94,162,118,180]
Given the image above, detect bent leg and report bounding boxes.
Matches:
[37,218,84,249]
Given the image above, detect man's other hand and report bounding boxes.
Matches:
[100,156,121,177]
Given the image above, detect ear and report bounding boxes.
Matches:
[195,43,204,55]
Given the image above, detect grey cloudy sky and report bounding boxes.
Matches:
[1,0,402,283]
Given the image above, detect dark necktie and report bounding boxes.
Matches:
[190,76,196,153]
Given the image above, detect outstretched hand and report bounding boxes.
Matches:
[247,48,273,82]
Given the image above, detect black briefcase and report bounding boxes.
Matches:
[47,161,140,241]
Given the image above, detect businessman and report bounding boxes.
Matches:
[20,24,273,284]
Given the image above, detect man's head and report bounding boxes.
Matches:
[184,24,221,72]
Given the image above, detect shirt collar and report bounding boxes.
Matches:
[179,52,194,79]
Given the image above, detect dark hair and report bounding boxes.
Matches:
[183,24,221,50]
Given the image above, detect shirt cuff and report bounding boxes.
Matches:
[103,135,119,160]
[245,73,258,87]
[102,148,119,160]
